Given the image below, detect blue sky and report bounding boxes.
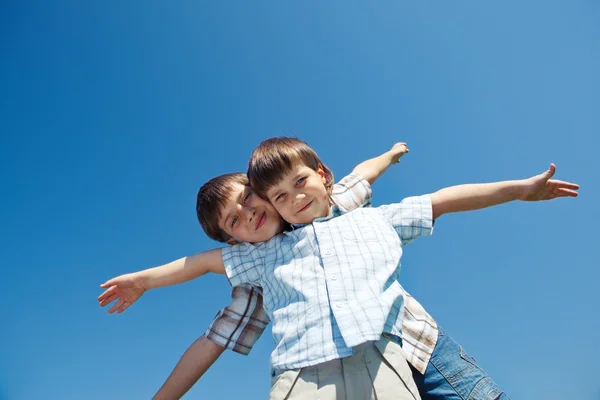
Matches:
[1,1,598,399]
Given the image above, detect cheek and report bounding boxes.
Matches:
[273,203,288,216]
[231,227,246,242]
[274,205,298,223]
[311,185,328,200]
[308,180,327,197]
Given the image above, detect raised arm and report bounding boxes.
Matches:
[153,336,225,400]
[98,248,225,314]
[352,142,409,185]
[154,284,269,398]
[430,163,579,220]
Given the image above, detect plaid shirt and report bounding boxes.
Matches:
[205,174,439,373]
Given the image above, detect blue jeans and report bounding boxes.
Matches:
[411,328,509,400]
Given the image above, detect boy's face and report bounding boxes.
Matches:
[218,183,286,244]
[265,164,330,225]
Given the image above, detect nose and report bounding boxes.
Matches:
[293,193,306,205]
[243,206,256,223]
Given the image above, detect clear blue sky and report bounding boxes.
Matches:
[1,1,598,399]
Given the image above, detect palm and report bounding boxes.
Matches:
[98,273,146,314]
[520,164,579,201]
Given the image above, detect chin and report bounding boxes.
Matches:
[294,217,312,225]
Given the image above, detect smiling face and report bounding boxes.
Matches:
[266,164,331,225]
[217,183,287,244]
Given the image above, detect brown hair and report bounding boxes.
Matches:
[196,172,248,242]
[247,137,334,197]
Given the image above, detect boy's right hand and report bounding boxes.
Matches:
[98,273,147,314]
[389,142,409,164]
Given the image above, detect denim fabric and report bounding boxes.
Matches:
[411,328,509,400]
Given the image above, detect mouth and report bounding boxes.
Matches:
[255,212,267,230]
[297,200,313,214]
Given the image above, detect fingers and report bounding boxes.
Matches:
[108,298,126,314]
[548,180,580,190]
[392,142,408,152]
[99,293,118,307]
[544,163,556,179]
[116,302,130,314]
[100,279,116,288]
[104,297,131,314]
[553,188,579,198]
[97,286,117,302]
[547,180,580,198]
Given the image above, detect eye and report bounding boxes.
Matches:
[231,216,238,227]
[243,192,251,204]
[275,193,285,202]
[296,177,306,186]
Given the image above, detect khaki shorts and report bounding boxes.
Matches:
[269,337,421,400]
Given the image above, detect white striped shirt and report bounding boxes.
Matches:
[223,194,433,370]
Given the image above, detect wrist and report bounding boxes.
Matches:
[138,270,155,290]
[386,150,399,165]
[514,179,529,201]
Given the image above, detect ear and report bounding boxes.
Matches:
[317,164,327,184]
[226,238,239,246]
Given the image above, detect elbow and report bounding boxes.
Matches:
[352,169,369,184]
[429,192,446,220]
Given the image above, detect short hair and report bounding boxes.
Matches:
[247,137,334,197]
[196,172,248,242]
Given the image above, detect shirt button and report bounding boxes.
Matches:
[335,302,345,309]
[324,249,332,256]
[330,275,338,281]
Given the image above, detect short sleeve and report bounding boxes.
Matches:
[331,173,373,211]
[222,242,264,287]
[378,195,434,245]
[204,284,269,355]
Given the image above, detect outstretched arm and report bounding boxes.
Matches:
[153,285,269,398]
[352,142,409,185]
[98,248,225,314]
[431,163,579,220]
[153,336,225,400]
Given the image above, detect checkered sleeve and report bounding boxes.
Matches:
[204,284,269,355]
[331,173,373,211]
[378,195,434,245]
[222,242,264,287]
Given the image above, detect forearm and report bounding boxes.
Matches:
[153,336,225,400]
[352,151,396,185]
[430,180,524,219]
[141,249,225,290]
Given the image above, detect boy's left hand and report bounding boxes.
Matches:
[519,163,579,201]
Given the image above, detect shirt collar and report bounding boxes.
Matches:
[290,204,345,230]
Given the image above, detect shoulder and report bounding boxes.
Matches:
[332,173,372,211]
[378,194,432,212]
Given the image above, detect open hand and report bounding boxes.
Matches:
[390,142,409,164]
[519,163,579,201]
[98,273,147,314]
